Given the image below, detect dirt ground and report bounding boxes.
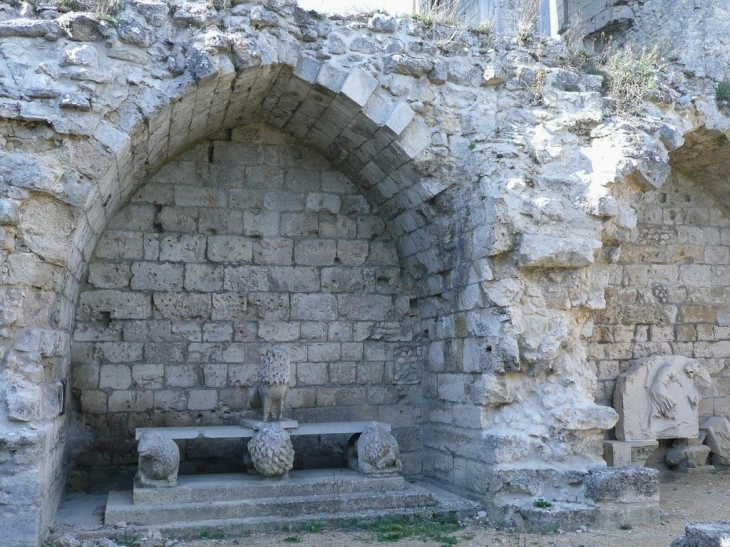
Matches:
[167,469,730,547]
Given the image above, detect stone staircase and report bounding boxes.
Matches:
[104,468,478,536]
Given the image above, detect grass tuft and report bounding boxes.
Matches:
[717,78,730,104]
[532,498,552,508]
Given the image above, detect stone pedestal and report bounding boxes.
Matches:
[603,440,658,467]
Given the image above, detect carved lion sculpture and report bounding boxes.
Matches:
[357,422,402,475]
[136,431,180,488]
[249,347,290,422]
[247,424,294,478]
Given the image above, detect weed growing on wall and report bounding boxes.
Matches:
[517,0,540,45]
[51,0,122,17]
[604,45,666,115]
[716,78,730,105]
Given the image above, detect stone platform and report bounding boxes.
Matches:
[104,469,477,535]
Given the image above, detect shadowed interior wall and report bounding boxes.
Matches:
[68,123,421,490]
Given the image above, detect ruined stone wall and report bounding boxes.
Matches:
[591,172,730,423]
[69,123,421,486]
[0,0,710,542]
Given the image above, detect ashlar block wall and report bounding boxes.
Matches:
[592,172,730,422]
[68,123,421,488]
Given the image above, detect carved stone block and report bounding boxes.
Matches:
[136,431,180,488]
[614,355,711,441]
[248,347,290,422]
[356,421,402,476]
[247,424,294,478]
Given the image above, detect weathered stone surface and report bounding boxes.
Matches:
[357,421,402,475]
[250,6,278,27]
[666,442,711,469]
[172,2,220,26]
[368,14,397,33]
[614,356,711,441]
[3,2,729,544]
[60,44,98,67]
[115,14,156,47]
[56,12,103,41]
[0,18,59,39]
[136,430,180,487]
[247,424,295,478]
[701,417,730,459]
[482,65,505,85]
[673,521,730,547]
[603,440,658,467]
[518,235,600,269]
[585,466,659,502]
[383,54,433,77]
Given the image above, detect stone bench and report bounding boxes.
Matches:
[135,421,390,441]
[134,421,396,486]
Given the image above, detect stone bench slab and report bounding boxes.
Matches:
[135,421,390,441]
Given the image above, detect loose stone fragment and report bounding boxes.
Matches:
[368,13,397,33]
[383,53,433,76]
[483,65,506,85]
[60,45,99,67]
[0,18,59,39]
[666,442,711,469]
[701,417,730,459]
[250,6,278,27]
[115,14,156,47]
[59,92,92,111]
[56,12,103,41]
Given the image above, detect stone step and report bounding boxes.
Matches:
[106,482,437,525]
[100,506,454,540]
[133,469,405,504]
[54,479,479,543]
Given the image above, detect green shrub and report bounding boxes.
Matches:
[716,78,730,104]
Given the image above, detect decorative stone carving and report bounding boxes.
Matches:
[247,424,294,478]
[248,347,290,422]
[614,355,711,441]
[356,421,402,475]
[136,431,180,487]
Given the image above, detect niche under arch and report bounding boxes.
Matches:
[67,123,422,490]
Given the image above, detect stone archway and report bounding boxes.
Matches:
[68,121,425,488]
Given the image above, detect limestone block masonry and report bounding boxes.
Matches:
[0,0,729,544]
